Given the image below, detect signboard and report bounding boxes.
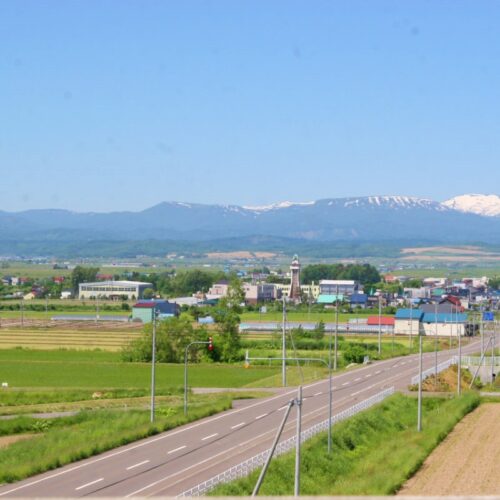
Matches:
[483,312,495,322]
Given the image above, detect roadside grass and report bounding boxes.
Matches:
[0,387,180,409]
[0,393,234,484]
[210,392,480,496]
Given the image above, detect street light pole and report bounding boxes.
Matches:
[378,293,382,356]
[282,296,287,387]
[417,332,423,432]
[294,386,302,497]
[334,285,339,371]
[457,305,462,396]
[434,301,438,389]
[150,306,157,423]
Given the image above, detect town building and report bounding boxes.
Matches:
[243,283,277,304]
[78,280,152,300]
[132,299,180,323]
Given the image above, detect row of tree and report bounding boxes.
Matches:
[301,263,381,286]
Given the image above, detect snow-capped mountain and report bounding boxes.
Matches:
[1,195,499,246]
[442,194,500,217]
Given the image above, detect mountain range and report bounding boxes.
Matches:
[1,194,499,256]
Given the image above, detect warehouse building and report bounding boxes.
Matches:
[78,280,152,300]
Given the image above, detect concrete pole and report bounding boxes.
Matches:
[491,321,496,384]
[457,306,462,396]
[378,294,382,356]
[282,297,287,387]
[252,399,295,497]
[328,358,332,454]
[294,386,302,497]
[480,304,484,357]
[334,285,339,371]
[150,308,157,423]
[434,302,438,389]
[417,334,423,432]
[409,300,413,353]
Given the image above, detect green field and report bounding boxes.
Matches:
[0,349,279,389]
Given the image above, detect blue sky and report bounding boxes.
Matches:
[1,1,499,212]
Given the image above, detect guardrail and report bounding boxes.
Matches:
[460,356,500,366]
[178,386,395,497]
[410,356,458,385]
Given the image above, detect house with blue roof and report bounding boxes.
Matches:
[394,308,424,336]
[350,293,368,309]
[394,307,469,337]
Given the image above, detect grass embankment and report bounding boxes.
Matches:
[211,392,480,496]
[0,394,233,484]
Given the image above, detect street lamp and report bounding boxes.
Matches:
[150,305,159,422]
[417,330,423,432]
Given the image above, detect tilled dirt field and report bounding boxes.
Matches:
[399,403,500,495]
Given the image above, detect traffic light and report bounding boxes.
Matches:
[208,337,213,351]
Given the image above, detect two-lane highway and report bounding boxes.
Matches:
[0,338,481,497]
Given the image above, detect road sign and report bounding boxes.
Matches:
[483,312,495,321]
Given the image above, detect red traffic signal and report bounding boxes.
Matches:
[208,337,213,351]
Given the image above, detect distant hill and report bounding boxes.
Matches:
[1,195,499,256]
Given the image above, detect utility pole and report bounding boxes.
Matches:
[150,306,157,423]
[434,301,438,389]
[491,321,496,384]
[334,284,339,371]
[378,293,382,356]
[252,398,295,497]
[457,305,462,395]
[294,386,302,497]
[417,332,423,432]
[409,300,413,353]
[282,296,287,387]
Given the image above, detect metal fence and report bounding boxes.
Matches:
[410,356,458,385]
[178,386,395,497]
[460,356,500,366]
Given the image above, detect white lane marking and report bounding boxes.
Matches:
[401,362,406,365]
[231,422,245,429]
[365,374,371,378]
[354,377,361,381]
[278,405,288,411]
[342,382,349,386]
[201,433,218,441]
[125,342,485,498]
[255,413,268,420]
[126,460,150,470]
[376,370,382,374]
[314,391,322,396]
[75,478,103,491]
[167,445,186,455]
[2,339,482,498]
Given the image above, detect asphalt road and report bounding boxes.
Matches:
[0,338,481,498]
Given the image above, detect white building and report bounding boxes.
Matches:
[78,280,152,300]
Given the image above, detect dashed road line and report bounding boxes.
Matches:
[231,422,245,429]
[255,413,268,420]
[167,445,186,455]
[126,460,150,470]
[75,478,103,491]
[201,433,218,441]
